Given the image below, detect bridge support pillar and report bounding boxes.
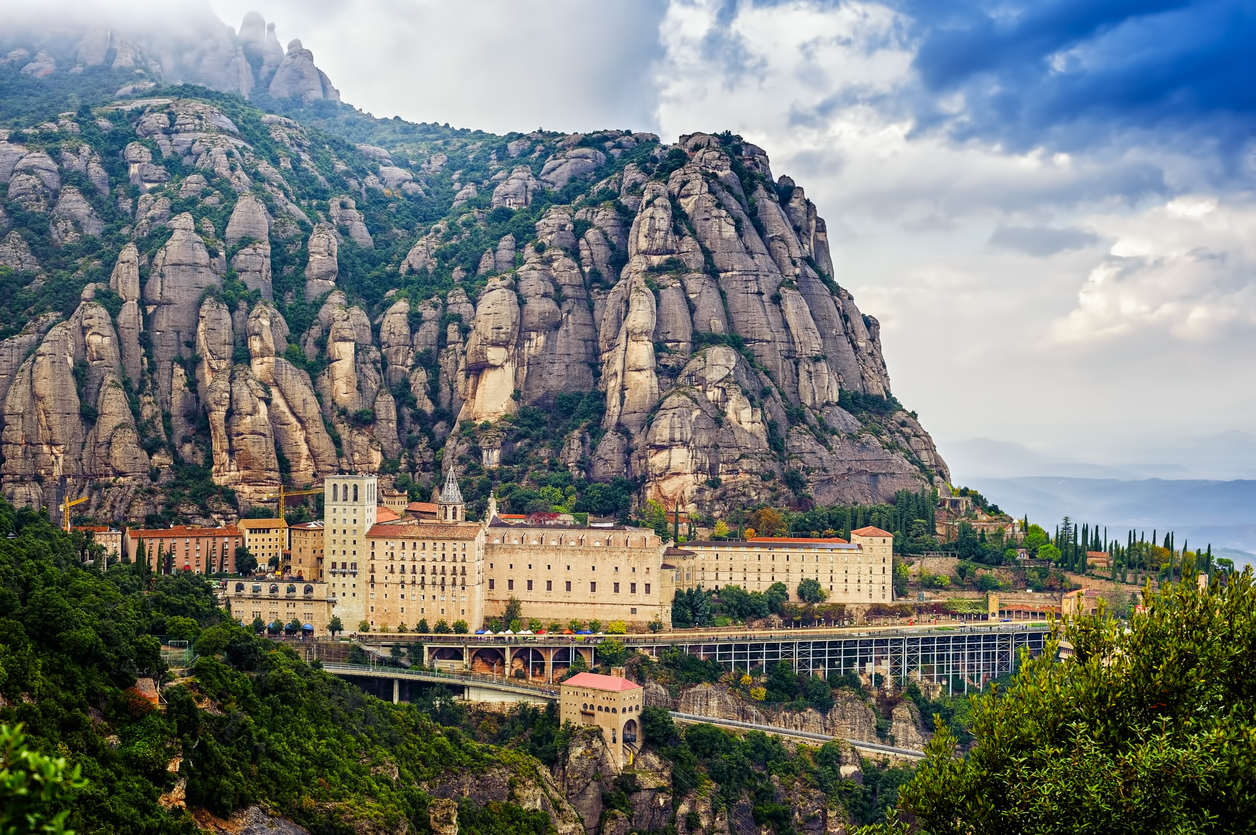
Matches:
[393,678,399,704]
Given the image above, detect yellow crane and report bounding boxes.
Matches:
[260,485,323,519]
[58,496,88,533]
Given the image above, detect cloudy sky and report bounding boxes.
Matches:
[115,1,1256,478]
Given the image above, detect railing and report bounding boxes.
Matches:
[388,620,1052,647]
[668,711,926,758]
[319,662,560,697]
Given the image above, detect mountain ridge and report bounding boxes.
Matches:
[0,10,948,527]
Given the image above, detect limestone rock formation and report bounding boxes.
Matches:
[0,232,39,272]
[51,186,104,245]
[226,194,273,298]
[304,222,338,300]
[491,166,540,210]
[144,213,222,411]
[269,39,340,102]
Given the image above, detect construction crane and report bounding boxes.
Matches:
[260,485,323,519]
[58,496,88,533]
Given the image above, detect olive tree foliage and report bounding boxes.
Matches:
[0,723,87,835]
[859,570,1256,834]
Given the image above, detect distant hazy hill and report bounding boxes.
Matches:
[964,475,1256,564]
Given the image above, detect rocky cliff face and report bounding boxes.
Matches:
[0,41,947,524]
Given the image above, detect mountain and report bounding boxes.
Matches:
[0,10,948,527]
[961,475,1256,558]
[944,433,1256,481]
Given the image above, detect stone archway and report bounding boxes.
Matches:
[510,648,546,681]
[623,718,639,745]
[430,647,464,670]
[471,647,505,675]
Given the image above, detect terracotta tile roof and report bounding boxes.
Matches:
[562,672,642,692]
[367,523,480,540]
[850,526,894,537]
[407,501,438,513]
[74,525,111,533]
[375,507,400,523]
[290,521,325,530]
[748,536,849,544]
[238,517,288,530]
[130,525,241,538]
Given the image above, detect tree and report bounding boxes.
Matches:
[0,723,87,835]
[234,545,257,575]
[765,582,789,614]
[1037,543,1061,563]
[434,619,452,634]
[250,616,264,634]
[416,618,430,634]
[863,572,1256,833]
[452,619,468,634]
[357,620,370,633]
[597,639,627,668]
[503,596,523,626]
[328,616,344,638]
[796,578,826,604]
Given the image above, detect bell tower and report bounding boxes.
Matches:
[438,468,465,523]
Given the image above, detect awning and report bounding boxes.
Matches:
[302,623,314,631]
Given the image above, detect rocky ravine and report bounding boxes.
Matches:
[0,46,947,523]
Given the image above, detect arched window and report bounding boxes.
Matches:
[235,582,244,592]
[353,483,359,502]
[268,584,279,594]
[597,705,603,712]
[611,707,617,714]
[303,584,314,595]
[333,484,339,502]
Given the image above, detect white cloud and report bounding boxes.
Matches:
[1051,195,1256,344]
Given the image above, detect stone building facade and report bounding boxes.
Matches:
[127,525,242,574]
[237,517,288,571]
[559,672,643,766]
[288,521,325,580]
[325,475,377,629]
[677,526,895,603]
[222,579,334,634]
[482,514,673,628]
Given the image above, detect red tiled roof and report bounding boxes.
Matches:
[74,525,111,533]
[407,501,438,513]
[376,507,400,523]
[562,672,641,692]
[129,525,241,538]
[367,523,479,540]
[748,536,849,544]
[850,526,893,538]
[290,521,325,530]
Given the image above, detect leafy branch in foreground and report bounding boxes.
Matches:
[859,570,1256,834]
[0,723,87,835]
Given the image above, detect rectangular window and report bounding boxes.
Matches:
[565,580,571,592]
[613,582,620,594]
[630,582,637,594]
[590,581,596,593]
[546,580,552,591]
[645,583,651,595]
[488,579,495,590]
[527,579,533,591]
[507,579,514,590]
